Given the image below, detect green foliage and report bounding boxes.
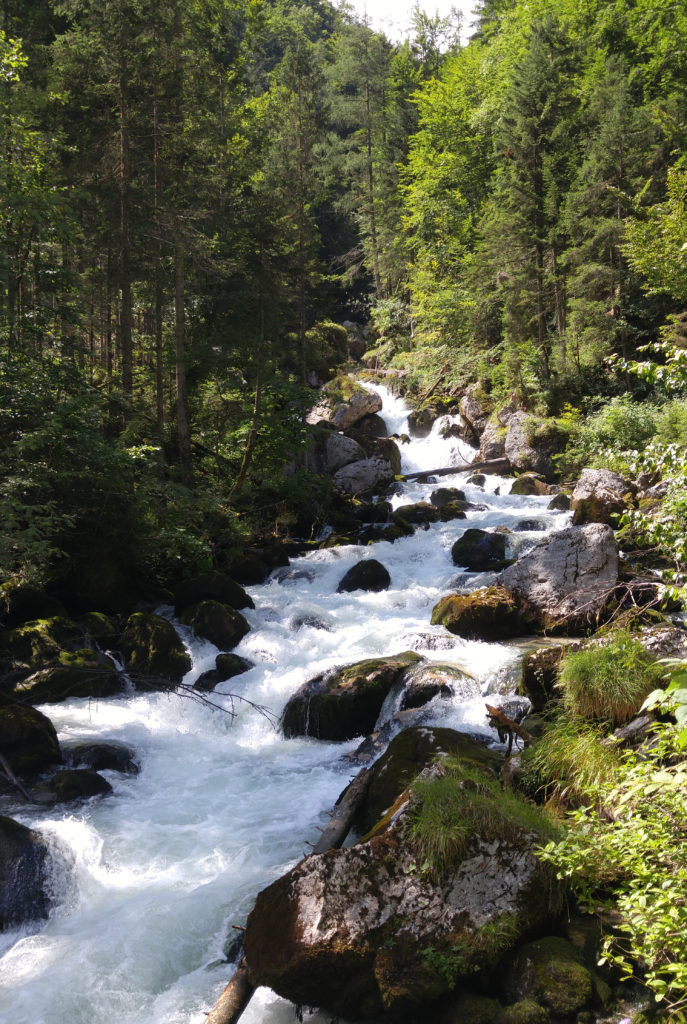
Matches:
[559,631,666,726]
[558,396,659,475]
[538,727,687,1010]
[641,659,687,750]
[421,915,519,987]
[522,714,623,806]
[624,165,687,306]
[408,758,556,880]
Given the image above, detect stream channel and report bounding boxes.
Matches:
[0,384,572,1024]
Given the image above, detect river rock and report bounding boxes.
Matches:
[120,612,191,682]
[505,413,554,478]
[337,559,391,593]
[0,816,53,930]
[452,530,510,572]
[49,768,113,801]
[571,468,631,525]
[15,654,124,704]
[282,652,421,741]
[180,600,250,650]
[244,760,558,1018]
[308,379,383,430]
[500,524,619,633]
[431,587,524,641]
[438,503,468,522]
[430,487,466,508]
[174,571,254,614]
[332,457,395,496]
[221,549,271,585]
[348,413,388,442]
[547,492,571,511]
[510,474,550,496]
[459,385,489,441]
[501,937,593,1017]
[65,741,139,774]
[372,437,401,474]
[0,704,62,775]
[400,663,479,711]
[3,615,82,668]
[393,502,440,527]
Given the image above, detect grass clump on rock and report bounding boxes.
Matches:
[521,715,622,806]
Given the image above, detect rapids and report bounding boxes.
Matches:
[0,384,571,1024]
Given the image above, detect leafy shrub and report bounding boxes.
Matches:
[559,631,666,726]
[558,395,659,475]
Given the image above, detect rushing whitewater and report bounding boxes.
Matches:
[0,385,571,1024]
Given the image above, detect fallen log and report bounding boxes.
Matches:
[204,766,373,1024]
[485,703,534,756]
[404,458,511,481]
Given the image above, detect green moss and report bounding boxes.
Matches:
[120,612,191,682]
[440,993,502,1024]
[4,616,81,666]
[431,587,523,641]
[82,612,117,639]
[495,999,548,1024]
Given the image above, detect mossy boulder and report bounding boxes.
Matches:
[452,530,511,572]
[3,616,82,668]
[173,571,254,615]
[510,475,550,497]
[337,559,391,593]
[65,741,139,774]
[431,487,466,508]
[494,1000,548,1024]
[372,437,402,475]
[438,503,468,522]
[439,993,502,1024]
[180,600,250,650]
[49,768,113,801]
[0,816,53,930]
[431,587,524,641]
[282,652,422,741]
[354,726,502,837]
[393,502,440,527]
[221,550,270,585]
[0,704,62,775]
[408,405,438,437]
[81,612,118,640]
[120,613,191,682]
[501,937,593,1016]
[16,651,123,704]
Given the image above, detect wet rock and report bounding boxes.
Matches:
[459,385,489,441]
[571,468,632,526]
[452,530,510,572]
[332,458,395,496]
[354,500,392,524]
[401,663,479,711]
[372,437,401,475]
[354,726,500,837]
[408,406,438,438]
[513,520,546,532]
[324,432,366,473]
[282,652,421,741]
[430,487,466,508]
[510,474,550,497]
[431,587,524,641]
[0,705,62,775]
[273,566,317,586]
[65,741,139,774]
[439,993,502,1024]
[466,473,486,488]
[393,502,440,527]
[504,413,554,478]
[180,600,250,651]
[15,654,124,704]
[501,937,593,1017]
[547,493,571,511]
[120,612,191,682]
[174,571,254,615]
[347,413,389,443]
[337,559,391,593]
[49,768,112,801]
[0,816,53,931]
[500,524,619,634]
[438,503,468,522]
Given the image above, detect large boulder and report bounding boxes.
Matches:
[431,587,524,641]
[244,759,559,1018]
[0,816,53,931]
[173,572,254,615]
[571,469,632,526]
[371,437,402,475]
[510,474,550,497]
[3,616,82,669]
[459,385,489,441]
[337,559,391,593]
[504,413,554,478]
[180,600,250,650]
[500,524,619,633]
[282,652,421,741]
[332,457,395,496]
[0,704,62,775]
[452,530,510,572]
[478,420,507,462]
[400,662,479,711]
[308,379,383,430]
[430,487,466,508]
[120,613,191,682]
[325,433,367,473]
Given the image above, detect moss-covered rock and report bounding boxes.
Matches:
[501,937,593,1016]
[354,726,502,837]
[49,768,113,801]
[120,612,191,682]
[282,652,422,741]
[494,999,548,1024]
[174,571,254,615]
[0,815,53,930]
[452,530,511,572]
[438,503,468,522]
[81,612,118,640]
[431,587,524,641]
[0,704,62,774]
[3,616,82,668]
[439,993,502,1024]
[372,437,402,475]
[15,657,124,704]
[510,475,550,497]
[180,600,250,650]
[392,502,440,527]
[220,549,270,585]
[547,493,571,511]
[431,487,466,508]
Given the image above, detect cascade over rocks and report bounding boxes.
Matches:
[337,558,391,593]
[180,600,250,651]
[499,523,619,633]
[571,468,632,525]
[120,612,191,682]
[281,651,421,741]
[0,816,53,931]
[451,529,511,572]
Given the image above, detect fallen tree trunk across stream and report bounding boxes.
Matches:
[205,766,373,1024]
[403,457,511,481]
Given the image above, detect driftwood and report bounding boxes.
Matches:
[486,704,534,756]
[0,752,31,801]
[204,766,372,1024]
[404,458,511,482]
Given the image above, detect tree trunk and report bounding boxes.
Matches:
[118,33,134,396]
[174,230,193,483]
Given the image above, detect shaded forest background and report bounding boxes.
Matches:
[2,0,686,611]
